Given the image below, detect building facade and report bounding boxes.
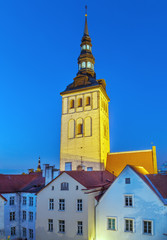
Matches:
[0,195,7,240]
[96,165,167,240]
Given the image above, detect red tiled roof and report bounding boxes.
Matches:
[65,170,115,189]
[146,174,167,199]
[0,172,44,194]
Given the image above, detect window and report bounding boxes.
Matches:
[29,212,33,221]
[124,195,133,207]
[77,199,82,212]
[77,123,83,134]
[10,212,15,221]
[84,117,92,137]
[51,186,54,191]
[76,185,79,190]
[68,119,75,139]
[59,199,65,211]
[11,227,16,236]
[10,196,15,205]
[29,197,33,206]
[125,219,134,232]
[87,167,93,171]
[22,227,27,238]
[59,220,65,233]
[82,62,86,68]
[125,178,130,184]
[87,62,91,68]
[107,218,116,230]
[78,98,82,107]
[61,182,69,190]
[22,196,27,205]
[77,221,83,235]
[22,211,26,221]
[65,162,72,171]
[48,219,53,232]
[82,45,86,50]
[86,96,90,106]
[49,199,54,210]
[143,220,153,235]
[29,229,33,239]
[70,99,74,109]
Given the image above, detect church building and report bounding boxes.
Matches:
[60,8,158,175]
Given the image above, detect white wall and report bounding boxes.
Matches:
[96,167,167,240]
[36,172,97,240]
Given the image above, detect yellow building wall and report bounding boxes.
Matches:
[60,86,110,171]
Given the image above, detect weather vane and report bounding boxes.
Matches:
[85,5,87,16]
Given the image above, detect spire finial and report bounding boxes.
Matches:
[84,5,89,36]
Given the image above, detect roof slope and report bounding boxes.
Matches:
[106,149,155,176]
[146,174,167,199]
[65,170,115,189]
[0,172,44,193]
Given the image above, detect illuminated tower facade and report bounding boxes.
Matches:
[60,10,110,171]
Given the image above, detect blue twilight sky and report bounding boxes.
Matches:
[0,0,167,174]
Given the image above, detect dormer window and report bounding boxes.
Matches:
[82,62,86,68]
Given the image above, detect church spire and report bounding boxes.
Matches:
[77,6,96,78]
[84,5,89,36]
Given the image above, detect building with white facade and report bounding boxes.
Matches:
[96,165,167,240]
[0,171,44,240]
[0,194,7,240]
[36,170,115,240]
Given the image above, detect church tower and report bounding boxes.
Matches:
[60,8,110,171]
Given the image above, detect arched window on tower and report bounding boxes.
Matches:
[70,99,74,109]
[68,119,75,139]
[86,96,90,106]
[85,117,92,137]
[78,98,82,107]
[82,62,86,68]
[76,118,83,136]
[77,123,83,135]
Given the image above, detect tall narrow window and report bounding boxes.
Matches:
[143,220,152,235]
[29,229,33,239]
[78,98,82,107]
[48,219,53,232]
[49,199,54,210]
[11,227,16,236]
[77,199,83,211]
[68,119,75,138]
[22,227,27,238]
[10,212,15,221]
[70,99,74,109]
[77,123,83,134]
[29,212,33,222]
[82,62,86,68]
[22,211,26,221]
[22,196,27,205]
[29,197,33,206]
[85,117,92,137]
[59,220,65,233]
[86,96,90,106]
[77,221,83,235]
[10,196,15,205]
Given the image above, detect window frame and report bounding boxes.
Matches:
[143,220,153,235]
[124,195,133,207]
[11,226,16,236]
[77,199,83,212]
[61,182,69,191]
[124,218,134,233]
[107,217,117,231]
[29,229,33,239]
[29,211,33,222]
[59,220,65,233]
[9,196,15,205]
[29,197,33,206]
[10,212,15,221]
[22,210,26,221]
[48,219,53,232]
[22,196,27,205]
[77,221,83,235]
[59,199,65,211]
[49,198,54,210]
[22,227,27,238]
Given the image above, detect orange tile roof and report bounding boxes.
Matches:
[106,149,156,176]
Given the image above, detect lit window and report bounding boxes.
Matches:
[29,212,33,222]
[29,229,33,239]
[91,63,94,70]
[11,227,16,236]
[107,218,116,230]
[22,196,27,205]
[143,220,153,235]
[22,211,26,221]
[77,199,83,211]
[86,96,90,106]
[59,199,65,211]
[10,196,15,205]
[87,62,91,68]
[77,123,83,134]
[61,182,69,190]
[70,99,74,109]
[124,195,133,207]
[22,227,26,238]
[78,98,82,107]
[59,220,65,233]
[82,62,86,68]
[82,45,86,50]
[29,197,33,206]
[77,221,83,235]
[125,178,130,184]
[79,63,81,70]
[125,219,134,232]
[10,212,15,221]
[48,219,53,232]
[86,44,90,50]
